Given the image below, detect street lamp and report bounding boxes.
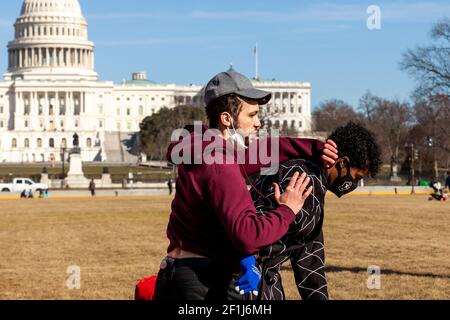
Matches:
[426,136,438,179]
[405,143,416,195]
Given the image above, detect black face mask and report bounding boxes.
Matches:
[329,161,358,198]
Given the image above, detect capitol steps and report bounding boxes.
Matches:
[102,132,140,164]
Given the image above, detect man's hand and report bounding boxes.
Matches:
[322,139,338,169]
[235,256,261,296]
[274,172,312,214]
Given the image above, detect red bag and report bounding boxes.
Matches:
[135,275,157,300]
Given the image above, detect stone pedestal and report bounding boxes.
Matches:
[101,173,112,187]
[40,173,50,186]
[64,151,89,188]
[127,172,134,188]
[389,164,402,182]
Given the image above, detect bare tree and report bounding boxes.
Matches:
[360,95,413,177]
[358,91,378,122]
[312,99,362,133]
[411,95,450,178]
[400,18,450,99]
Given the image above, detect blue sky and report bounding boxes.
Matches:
[0,0,449,108]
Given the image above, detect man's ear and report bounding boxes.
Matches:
[337,156,350,169]
[219,112,232,128]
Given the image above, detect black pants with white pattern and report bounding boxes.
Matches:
[259,232,329,300]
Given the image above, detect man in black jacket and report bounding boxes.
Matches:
[242,122,382,300]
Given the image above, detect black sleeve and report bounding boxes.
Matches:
[290,231,328,300]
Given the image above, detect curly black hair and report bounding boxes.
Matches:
[328,122,382,177]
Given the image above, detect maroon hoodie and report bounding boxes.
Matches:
[165,125,325,266]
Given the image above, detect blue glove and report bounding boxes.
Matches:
[235,256,261,296]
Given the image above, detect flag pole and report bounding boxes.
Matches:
[255,43,259,80]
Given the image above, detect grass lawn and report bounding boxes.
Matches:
[0,195,448,300]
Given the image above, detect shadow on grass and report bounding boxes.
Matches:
[280,265,450,279]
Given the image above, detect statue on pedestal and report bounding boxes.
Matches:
[73,133,79,147]
[71,133,81,154]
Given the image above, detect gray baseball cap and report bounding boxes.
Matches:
[204,71,272,107]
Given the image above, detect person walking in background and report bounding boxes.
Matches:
[167,178,173,195]
[89,178,96,197]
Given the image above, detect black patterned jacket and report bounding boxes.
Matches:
[251,159,329,300]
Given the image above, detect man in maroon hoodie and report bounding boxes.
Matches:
[153,71,338,300]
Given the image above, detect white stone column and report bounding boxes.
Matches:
[55,91,60,116]
[61,92,66,116]
[51,48,55,67]
[18,49,22,68]
[67,92,73,116]
[25,48,29,67]
[41,48,45,67]
[91,51,94,69]
[75,49,79,67]
[31,48,35,67]
[35,48,39,67]
[82,92,85,114]
[288,92,295,113]
[31,92,37,117]
[277,92,280,111]
[46,48,49,66]
[64,48,68,67]
[16,92,22,116]
[45,91,49,118]
[58,48,62,67]
[284,91,291,114]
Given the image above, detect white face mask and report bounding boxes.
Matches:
[227,119,248,149]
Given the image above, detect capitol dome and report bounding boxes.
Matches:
[20,0,83,17]
[5,0,97,81]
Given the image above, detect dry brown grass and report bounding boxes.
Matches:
[0,195,448,300]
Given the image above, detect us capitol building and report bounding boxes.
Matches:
[0,0,312,164]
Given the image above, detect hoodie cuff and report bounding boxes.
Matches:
[275,204,296,224]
